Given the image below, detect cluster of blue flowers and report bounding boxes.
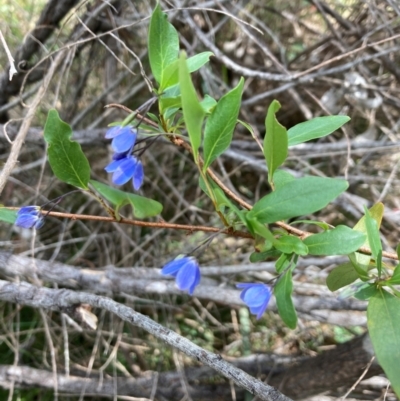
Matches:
[161,256,272,319]
[15,206,44,229]
[104,126,144,190]
[14,125,271,319]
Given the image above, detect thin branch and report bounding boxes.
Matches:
[0,51,65,195]
[0,279,293,401]
[0,30,17,80]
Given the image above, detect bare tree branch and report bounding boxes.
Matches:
[0,279,293,401]
[0,335,382,400]
[0,252,368,327]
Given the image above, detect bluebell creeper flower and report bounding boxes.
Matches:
[15,206,44,229]
[105,126,137,153]
[105,154,144,190]
[161,256,201,295]
[236,283,272,319]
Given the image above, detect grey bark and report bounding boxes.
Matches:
[0,279,293,401]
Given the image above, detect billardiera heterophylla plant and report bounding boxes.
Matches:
[15,206,44,229]
[104,125,144,190]
[1,3,400,396]
[236,283,272,320]
[161,256,201,295]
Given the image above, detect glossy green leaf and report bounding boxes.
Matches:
[326,262,359,291]
[203,78,244,170]
[287,116,350,146]
[274,235,308,256]
[248,176,348,224]
[0,208,17,224]
[368,289,400,397]
[274,270,297,329]
[179,52,205,162]
[303,225,366,255]
[91,180,163,219]
[264,100,288,184]
[364,206,382,276]
[148,3,179,86]
[160,52,213,91]
[44,109,90,189]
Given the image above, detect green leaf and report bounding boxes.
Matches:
[249,249,281,263]
[159,96,181,114]
[91,180,163,219]
[275,253,292,273]
[287,116,350,146]
[246,216,276,243]
[248,176,348,224]
[368,289,400,397]
[388,264,400,284]
[272,170,295,190]
[336,281,372,299]
[364,206,383,276]
[348,253,371,281]
[264,100,288,185]
[199,176,237,213]
[352,203,384,270]
[303,225,366,255]
[43,109,90,189]
[353,283,378,300]
[0,208,17,224]
[274,235,308,256]
[326,262,359,291]
[274,270,297,329]
[160,52,213,91]
[203,78,244,170]
[290,219,331,231]
[179,52,205,162]
[200,95,217,113]
[148,3,179,86]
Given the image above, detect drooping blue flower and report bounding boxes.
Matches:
[105,126,137,153]
[15,206,44,229]
[105,154,144,190]
[237,283,271,319]
[161,256,201,295]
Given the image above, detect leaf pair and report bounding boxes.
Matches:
[149,4,244,167]
[263,101,350,186]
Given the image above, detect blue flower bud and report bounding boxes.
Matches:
[236,283,271,319]
[161,256,201,295]
[15,206,44,229]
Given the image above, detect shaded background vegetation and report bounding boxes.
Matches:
[0,0,399,399]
